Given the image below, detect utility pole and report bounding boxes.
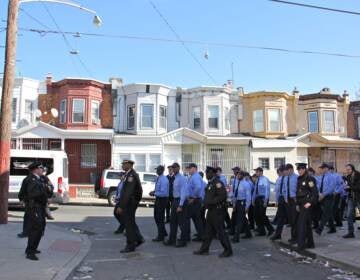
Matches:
[0,0,20,224]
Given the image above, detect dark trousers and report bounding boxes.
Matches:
[312,203,322,228]
[200,205,206,228]
[248,204,255,229]
[234,200,251,238]
[22,208,30,236]
[287,198,298,240]
[154,197,168,239]
[254,197,273,234]
[224,204,231,228]
[200,208,232,253]
[229,208,237,234]
[188,199,204,238]
[332,194,342,226]
[114,205,125,232]
[166,198,173,221]
[297,205,314,250]
[168,198,189,243]
[346,198,360,234]
[123,202,143,248]
[319,195,335,231]
[274,196,287,236]
[26,207,46,254]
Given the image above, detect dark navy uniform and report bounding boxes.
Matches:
[296,171,318,250]
[194,167,232,257]
[117,168,144,252]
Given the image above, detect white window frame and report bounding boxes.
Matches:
[81,144,97,168]
[258,157,270,170]
[60,99,67,124]
[268,108,281,132]
[159,105,167,129]
[308,111,319,133]
[193,106,201,129]
[24,100,34,122]
[141,104,154,129]
[127,105,135,130]
[72,99,85,123]
[323,110,335,133]
[253,110,264,132]
[208,105,219,129]
[91,100,100,124]
[134,153,146,172]
[274,157,285,169]
[225,107,230,130]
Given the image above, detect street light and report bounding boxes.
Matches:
[0,0,102,224]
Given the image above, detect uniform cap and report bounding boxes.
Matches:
[296,163,307,170]
[122,159,135,165]
[171,162,180,168]
[232,166,241,172]
[155,165,165,172]
[254,167,263,172]
[28,161,44,170]
[319,162,329,169]
[186,163,198,169]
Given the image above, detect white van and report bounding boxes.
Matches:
[96,169,157,206]
[8,149,69,205]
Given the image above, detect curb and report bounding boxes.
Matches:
[66,202,109,207]
[49,224,92,280]
[276,240,360,275]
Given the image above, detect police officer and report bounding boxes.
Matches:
[116,160,144,253]
[150,165,169,241]
[329,166,345,227]
[270,166,287,241]
[315,163,336,235]
[216,167,231,230]
[24,162,53,261]
[296,163,318,251]
[199,171,207,227]
[166,165,175,223]
[232,171,252,243]
[164,163,189,247]
[193,166,233,258]
[114,171,125,234]
[228,167,241,235]
[187,163,205,242]
[253,167,274,236]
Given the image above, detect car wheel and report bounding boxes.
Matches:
[108,191,117,207]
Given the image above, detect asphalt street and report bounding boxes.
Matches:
[8,205,358,280]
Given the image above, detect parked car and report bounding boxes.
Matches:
[96,169,157,206]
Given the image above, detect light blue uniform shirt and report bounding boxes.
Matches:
[115,180,124,201]
[219,174,228,187]
[275,176,285,202]
[188,172,203,199]
[173,172,189,206]
[332,172,344,195]
[235,179,252,209]
[200,179,207,201]
[253,175,270,202]
[318,171,336,196]
[285,173,298,199]
[155,174,169,197]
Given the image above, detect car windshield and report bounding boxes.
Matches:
[106,172,122,180]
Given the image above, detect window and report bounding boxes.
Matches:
[159,106,167,129]
[22,139,42,150]
[193,107,201,129]
[10,157,54,176]
[274,157,285,169]
[81,144,97,168]
[25,100,34,122]
[72,99,85,123]
[134,154,146,172]
[253,110,264,132]
[11,139,16,149]
[127,105,135,130]
[225,107,230,130]
[208,105,219,129]
[60,99,67,124]
[141,104,154,129]
[143,174,157,183]
[49,139,62,150]
[91,101,100,124]
[308,111,319,133]
[149,154,161,171]
[268,109,281,132]
[12,98,17,122]
[106,172,122,180]
[259,158,270,170]
[323,111,335,133]
[209,148,224,168]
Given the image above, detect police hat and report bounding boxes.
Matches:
[187,163,197,169]
[232,166,241,172]
[28,161,44,170]
[296,163,307,170]
[122,159,135,165]
[319,162,329,169]
[155,165,165,172]
[171,162,180,168]
[285,163,294,170]
[205,166,217,173]
[254,167,263,172]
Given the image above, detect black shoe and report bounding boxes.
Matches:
[219,251,233,258]
[193,250,209,256]
[136,239,145,247]
[232,237,240,243]
[307,244,315,249]
[315,228,322,236]
[120,247,135,253]
[267,229,275,237]
[114,228,124,234]
[17,233,27,238]
[152,237,164,242]
[343,233,355,239]
[163,240,175,246]
[270,234,281,241]
[327,229,336,234]
[241,234,252,239]
[175,241,187,248]
[26,254,39,261]
[192,237,203,242]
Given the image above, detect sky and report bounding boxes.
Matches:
[0,0,360,97]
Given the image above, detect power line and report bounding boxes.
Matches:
[13,26,360,59]
[147,0,217,84]
[269,0,360,16]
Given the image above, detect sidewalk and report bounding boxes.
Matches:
[275,224,360,274]
[0,222,91,280]
[67,197,108,206]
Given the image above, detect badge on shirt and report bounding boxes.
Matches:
[216,183,222,189]
[302,182,306,186]
[309,181,314,188]
[127,176,134,183]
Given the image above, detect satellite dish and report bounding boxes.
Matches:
[17,119,30,129]
[51,108,59,118]
[204,50,209,60]
[35,109,42,118]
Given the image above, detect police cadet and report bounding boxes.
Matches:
[252,167,274,236]
[232,171,252,243]
[228,167,241,235]
[193,166,233,258]
[150,165,169,242]
[270,166,287,241]
[295,163,318,251]
[164,163,189,247]
[114,171,125,234]
[115,160,144,253]
[166,165,175,223]
[284,164,298,244]
[23,162,53,261]
[186,163,205,242]
[315,163,336,235]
